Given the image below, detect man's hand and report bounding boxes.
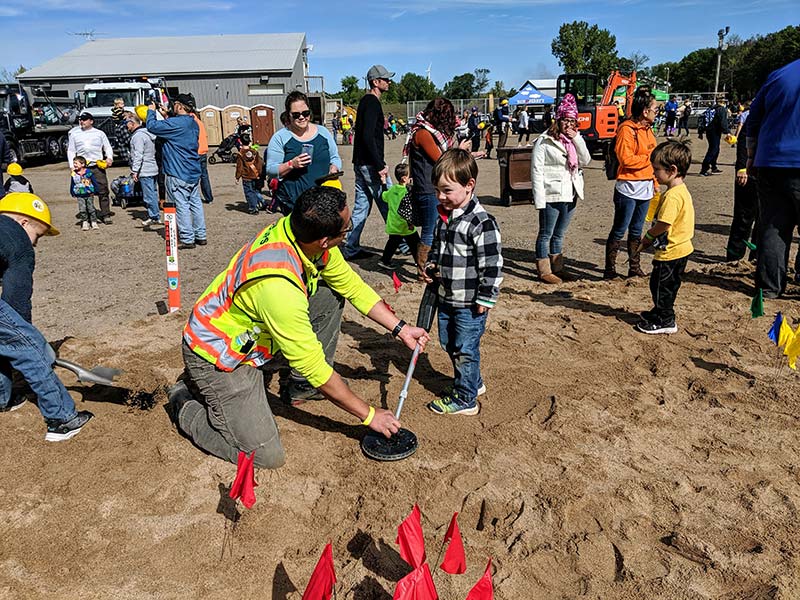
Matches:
[736,169,748,187]
[106,159,113,167]
[378,166,389,183]
[397,324,430,352]
[369,408,401,438]
[131,172,138,182]
[458,138,472,151]
[329,164,339,174]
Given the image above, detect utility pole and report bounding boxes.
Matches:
[714,26,730,97]
[665,66,670,95]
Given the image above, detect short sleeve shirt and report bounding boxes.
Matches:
[654,183,694,261]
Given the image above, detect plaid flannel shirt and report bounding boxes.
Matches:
[430,196,503,308]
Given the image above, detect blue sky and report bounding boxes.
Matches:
[1,0,797,91]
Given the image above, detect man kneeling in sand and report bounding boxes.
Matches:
[170,185,429,467]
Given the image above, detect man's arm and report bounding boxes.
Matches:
[1,246,35,323]
[66,131,76,166]
[359,98,385,169]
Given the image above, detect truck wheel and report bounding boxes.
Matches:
[8,143,21,165]
[207,154,217,165]
[59,135,69,158]
[46,137,61,159]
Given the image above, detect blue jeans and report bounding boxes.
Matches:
[242,179,262,211]
[0,300,76,423]
[416,191,440,246]
[344,165,388,258]
[199,154,214,203]
[536,202,575,259]
[438,304,487,405]
[609,188,650,241]
[166,174,206,244]
[139,175,159,221]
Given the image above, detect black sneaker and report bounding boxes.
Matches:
[699,171,712,177]
[346,249,374,261]
[711,168,723,174]
[376,260,394,270]
[281,378,325,406]
[195,238,208,246]
[0,395,27,413]
[45,410,94,442]
[178,242,196,250]
[636,319,678,335]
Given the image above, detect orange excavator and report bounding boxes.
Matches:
[555,70,637,154]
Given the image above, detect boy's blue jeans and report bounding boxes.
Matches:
[0,300,77,423]
[242,179,262,211]
[438,303,487,406]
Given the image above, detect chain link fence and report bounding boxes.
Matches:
[406,98,490,119]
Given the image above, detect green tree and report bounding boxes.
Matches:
[396,72,438,102]
[731,25,800,97]
[551,21,619,76]
[335,75,362,106]
[670,48,718,93]
[473,68,490,95]
[442,72,477,99]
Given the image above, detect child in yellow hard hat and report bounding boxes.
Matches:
[3,163,34,194]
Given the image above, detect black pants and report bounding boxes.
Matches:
[199,154,214,203]
[470,133,480,152]
[755,168,800,298]
[701,133,721,173]
[726,177,759,260]
[88,165,111,218]
[678,116,690,135]
[646,255,689,325]
[381,232,420,265]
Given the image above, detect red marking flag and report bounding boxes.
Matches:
[392,272,403,293]
[393,563,438,600]
[302,543,337,600]
[396,504,427,568]
[465,559,493,600]
[440,512,466,574]
[229,450,258,509]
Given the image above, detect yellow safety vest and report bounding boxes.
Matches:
[183,217,330,371]
[340,116,351,131]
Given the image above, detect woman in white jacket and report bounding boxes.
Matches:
[530,93,591,283]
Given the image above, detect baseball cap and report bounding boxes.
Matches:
[175,93,196,109]
[367,65,394,82]
[78,112,94,121]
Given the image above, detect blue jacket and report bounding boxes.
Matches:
[145,111,200,183]
[748,58,800,169]
[0,214,35,322]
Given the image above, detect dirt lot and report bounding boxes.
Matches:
[2,136,799,599]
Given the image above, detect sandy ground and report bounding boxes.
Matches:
[1,136,799,599]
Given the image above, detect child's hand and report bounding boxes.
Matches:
[476,305,490,314]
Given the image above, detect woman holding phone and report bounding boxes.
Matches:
[266,91,342,214]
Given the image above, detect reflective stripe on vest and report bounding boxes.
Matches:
[183,218,325,371]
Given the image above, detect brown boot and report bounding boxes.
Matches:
[416,243,432,281]
[550,253,573,281]
[627,238,646,277]
[603,239,622,279]
[537,258,562,284]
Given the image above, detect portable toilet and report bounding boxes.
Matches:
[250,104,275,146]
[221,104,249,139]
[199,105,223,146]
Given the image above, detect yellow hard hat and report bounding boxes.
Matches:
[7,163,22,176]
[725,134,737,145]
[135,104,149,122]
[0,192,60,236]
[321,178,343,191]
[478,122,486,130]
[96,159,107,169]
[500,99,509,106]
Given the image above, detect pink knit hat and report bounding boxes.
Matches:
[556,94,578,120]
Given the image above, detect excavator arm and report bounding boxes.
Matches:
[601,70,637,116]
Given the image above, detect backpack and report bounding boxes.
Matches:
[604,140,620,180]
[698,106,715,133]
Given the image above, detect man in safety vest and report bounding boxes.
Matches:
[340,112,352,145]
[0,192,94,441]
[172,184,430,468]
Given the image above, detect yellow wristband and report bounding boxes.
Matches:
[361,406,376,426]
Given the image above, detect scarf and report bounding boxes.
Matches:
[402,111,454,162]
[559,133,578,174]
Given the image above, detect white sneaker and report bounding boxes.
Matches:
[91,222,99,230]
[141,218,160,227]
[81,221,90,231]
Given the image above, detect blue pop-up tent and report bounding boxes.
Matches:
[508,81,554,106]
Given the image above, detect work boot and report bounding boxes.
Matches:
[627,238,646,277]
[536,258,562,284]
[603,238,622,279]
[167,380,195,423]
[550,253,573,281]
[281,378,325,406]
[416,244,432,281]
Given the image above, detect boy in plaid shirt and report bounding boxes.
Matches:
[423,149,503,415]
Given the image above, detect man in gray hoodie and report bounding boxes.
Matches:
[126,112,160,227]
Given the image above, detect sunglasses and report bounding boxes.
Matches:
[291,110,311,120]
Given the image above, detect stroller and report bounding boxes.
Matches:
[208,132,241,164]
[110,174,143,209]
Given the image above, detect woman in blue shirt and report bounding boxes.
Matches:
[266,91,342,214]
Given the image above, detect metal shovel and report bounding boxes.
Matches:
[54,358,123,387]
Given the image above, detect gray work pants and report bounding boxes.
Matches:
[178,284,345,468]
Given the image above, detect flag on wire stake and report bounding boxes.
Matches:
[768,312,782,345]
[392,272,403,293]
[302,543,337,600]
[229,450,258,509]
[744,240,757,251]
[465,558,494,600]
[750,289,764,318]
[439,512,466,574]
[780,319,795,352]
[786,333,800,370]
[393,563,438,600]
[396,504,427,569]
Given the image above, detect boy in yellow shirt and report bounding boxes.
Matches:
[636,140,694,334]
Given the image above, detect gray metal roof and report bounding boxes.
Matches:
[20,33,306,80]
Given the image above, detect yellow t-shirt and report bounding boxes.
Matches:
[653,183,694,261]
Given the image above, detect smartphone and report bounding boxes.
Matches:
[301,143,314,160]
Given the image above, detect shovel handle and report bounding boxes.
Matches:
[394,343,421,420]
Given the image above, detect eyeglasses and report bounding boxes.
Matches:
[338,219,353,236]
[560,118,577,125]
[291,110,311,120]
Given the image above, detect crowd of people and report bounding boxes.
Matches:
[1,58,798,471]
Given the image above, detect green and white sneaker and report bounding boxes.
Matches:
[427,393,480,416]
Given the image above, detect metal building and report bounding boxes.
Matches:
[18,33,308,113]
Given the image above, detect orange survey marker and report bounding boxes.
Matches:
[163,203,180,312]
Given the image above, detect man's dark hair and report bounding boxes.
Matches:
[290,186,348,243]
[631,86,656,119]
[394,163,409,181]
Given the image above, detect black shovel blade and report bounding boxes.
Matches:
[361,428,418,462]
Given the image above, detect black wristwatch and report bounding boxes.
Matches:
[392,319,406,338]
